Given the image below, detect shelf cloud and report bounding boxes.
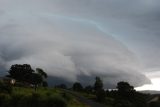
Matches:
[1,0,160,88]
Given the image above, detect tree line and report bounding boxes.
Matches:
[58,77,150,107]
[2,63,153,107]
[6,64,48,91]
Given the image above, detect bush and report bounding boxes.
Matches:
[149,102,160,107]
[96,89,106,102]
[10,92,67,107]
[45,95,67,107]
[0,93,11,107]
[0,81,12,94]
[61,92,72,101]
[114,99,134,107]
[72,82,83,92]
[10,94,24,107]
[18,93,43,107]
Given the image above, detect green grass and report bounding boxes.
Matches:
[0,86,90,107]
[68,98,90,107]
[77,92,96,99]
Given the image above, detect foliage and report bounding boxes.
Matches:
[149,101,160,107]
[55,84,67,89]
[8,64,34,82]
[36,68,48,79]
[114,99,134,107]
[93,77,105,102]
[0,81,12,94]
[0,87,70,107]
[94,76,103,91]
[28,73,43,91]
[117,81,134,93]
[72,82,83,91]
[84,85,93,94]
[68,98,90,107]
[42,81,48,87]
[7,64,48,90]
[95,89,106,102]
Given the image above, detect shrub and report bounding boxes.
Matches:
[96,89,106,102]
[0,93,11,107]
[10,92,67,107]
[45,95,67,107]
[61,92,72,101]
[72,82,83,91]
[10,94,24,107]
[114,99,134,107]
[149,102,160,107]
[18,93,43,107]
[0,81,12,94]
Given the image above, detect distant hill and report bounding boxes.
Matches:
[139,90,160,94]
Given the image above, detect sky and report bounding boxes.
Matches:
[0,0,160,90]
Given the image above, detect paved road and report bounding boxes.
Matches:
[64,90,107,107]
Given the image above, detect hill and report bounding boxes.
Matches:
[0,86,89,107]
[139,90,160,94]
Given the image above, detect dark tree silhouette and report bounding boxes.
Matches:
[72,82,83,91]
[36,68,48,87]
[0,80,12,93]
[117,81,134,93]
[42,81,48,87]
[84,85,93,94]
[94,76,103,91]
[96,89,106,102]
[94,76,105,102]
[7,64,34,82]
[116,81,135,98]
[55,84,67,89]
[28,73,43,91]
[36,68,48,79]
[7,64,48,90]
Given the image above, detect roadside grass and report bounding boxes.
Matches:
[0,86,90,107]
[78,92,96,99]
[68,98,90,107]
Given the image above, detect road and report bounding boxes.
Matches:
[64,90,107,107]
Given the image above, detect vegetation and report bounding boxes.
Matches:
[93,76,105,102]
[0,80,12,94]
[94,76,103,91]
[0,63,156,107]
[72,82,83,92]
[0,86,90,107]
[0,64,90,107]
[71,77,152,107]
[7,64,48,91]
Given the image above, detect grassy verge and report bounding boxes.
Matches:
[68,98,90,107]
[0,87,90,107]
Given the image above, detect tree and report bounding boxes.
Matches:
[7,64,34,82]
[0,80,12,93]
[28,73,43,91]
[36,68,48,87]
[96,89,106,102]
[42,81,48,87]
[55,84,67,89]
[94,76,103,91]
[116,81,135,97]
[117,81,134,93]
[7,64,48,90]
[94,77,105,102]
[114,99,134,107]
[72,82,83,91]
[36,68,48,79]
[84,85,93,94]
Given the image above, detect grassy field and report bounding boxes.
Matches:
[0,86,90,107]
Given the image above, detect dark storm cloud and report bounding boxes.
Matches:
[1,0,159,87]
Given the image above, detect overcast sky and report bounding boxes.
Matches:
[0,0,160,89]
